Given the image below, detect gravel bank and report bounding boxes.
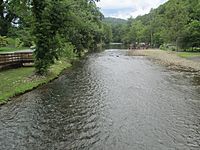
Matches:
[128,49,200,72]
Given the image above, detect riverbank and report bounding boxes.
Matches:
[177,52,200,59]
[0,58,71,105]
[128,49,200,72]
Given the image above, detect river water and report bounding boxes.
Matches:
[0,49,200,150]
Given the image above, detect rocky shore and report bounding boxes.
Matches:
[128,49,200,72]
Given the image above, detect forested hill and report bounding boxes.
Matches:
[113,0,200,50]
[103,17,127,25]
[103,17,127,43]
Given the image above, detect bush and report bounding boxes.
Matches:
[60,42,77,59]
[6,37,16,47]
[5,37,24,48]
[0,36,8,47]
[15,38,24,48]
[160,43,176,51]
[14,28,33,47]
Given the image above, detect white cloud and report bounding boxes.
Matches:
[96,0,168,19]
[97,0,135,9]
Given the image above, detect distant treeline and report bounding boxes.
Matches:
[104,0,200,51]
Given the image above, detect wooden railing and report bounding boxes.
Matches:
[0,51,34,69]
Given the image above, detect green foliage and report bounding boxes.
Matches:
[177,52,200,58]
[1,0,112,74]
[0,37,27,50]
[112,24,126,43]
[103,17,127,25]
[0,0,32,36]
[121,0,200,50]
[6,37,23,48]
[160,44,176,51]
[62,44,77,59]
[14,38,23,48]
[6,37,15,47]
[58,39,77,59]
[32,0,66,74]
[103,17,127,43]
[31,0,106,74]
[0,36,8,47]
[15,29,33,47]
[102,23,113,44]
[180,20,200,50]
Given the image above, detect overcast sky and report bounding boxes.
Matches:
[96,0,168,19]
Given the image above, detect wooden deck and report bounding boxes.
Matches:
[0,51,34,70]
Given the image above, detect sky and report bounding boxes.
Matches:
[96,0,168,19]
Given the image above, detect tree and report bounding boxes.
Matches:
[122,0,200,50]
[32,0,67,74]
[0,0,31,36]
[180,20,200,49]
[102,23,112,44]
[31,0,105,74]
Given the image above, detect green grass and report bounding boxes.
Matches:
[177,52,200,58]
[0,47,29,52]
[0,59,71,104]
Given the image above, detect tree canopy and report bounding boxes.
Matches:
[0,0,112,74]
[107,0,200,51]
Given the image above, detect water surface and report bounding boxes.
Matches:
[0,49,200,150]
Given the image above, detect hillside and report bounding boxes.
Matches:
[120,0,200,50]
[103,17,127,25]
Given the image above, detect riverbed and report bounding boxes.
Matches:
[0,49,200,149]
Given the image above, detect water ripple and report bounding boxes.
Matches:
[0,50,200,149]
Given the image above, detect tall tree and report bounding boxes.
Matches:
[32,0,65,74]
[32,0,105,74]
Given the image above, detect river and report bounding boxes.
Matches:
[0,49,200,150]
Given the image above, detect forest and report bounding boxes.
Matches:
[0,0,112,74]
[105,0,200,51]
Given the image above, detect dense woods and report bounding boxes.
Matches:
[0,0,112,74]
[105,0,200,51]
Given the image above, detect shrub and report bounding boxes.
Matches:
[17,30,33,47]
[61,42,77,59]
[15,38,24,48]
[0,36,8,47]
[5,37,24,48]
[160,43,177,51]
[6,37,15,47]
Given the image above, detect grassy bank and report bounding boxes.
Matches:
[128,49,200,72]
[176,52,200,58]
[0,59,71,104]
[0,47,29,53]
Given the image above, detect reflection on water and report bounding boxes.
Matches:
[0,49,200,150]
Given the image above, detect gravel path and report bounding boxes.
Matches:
[128,49,200,72]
